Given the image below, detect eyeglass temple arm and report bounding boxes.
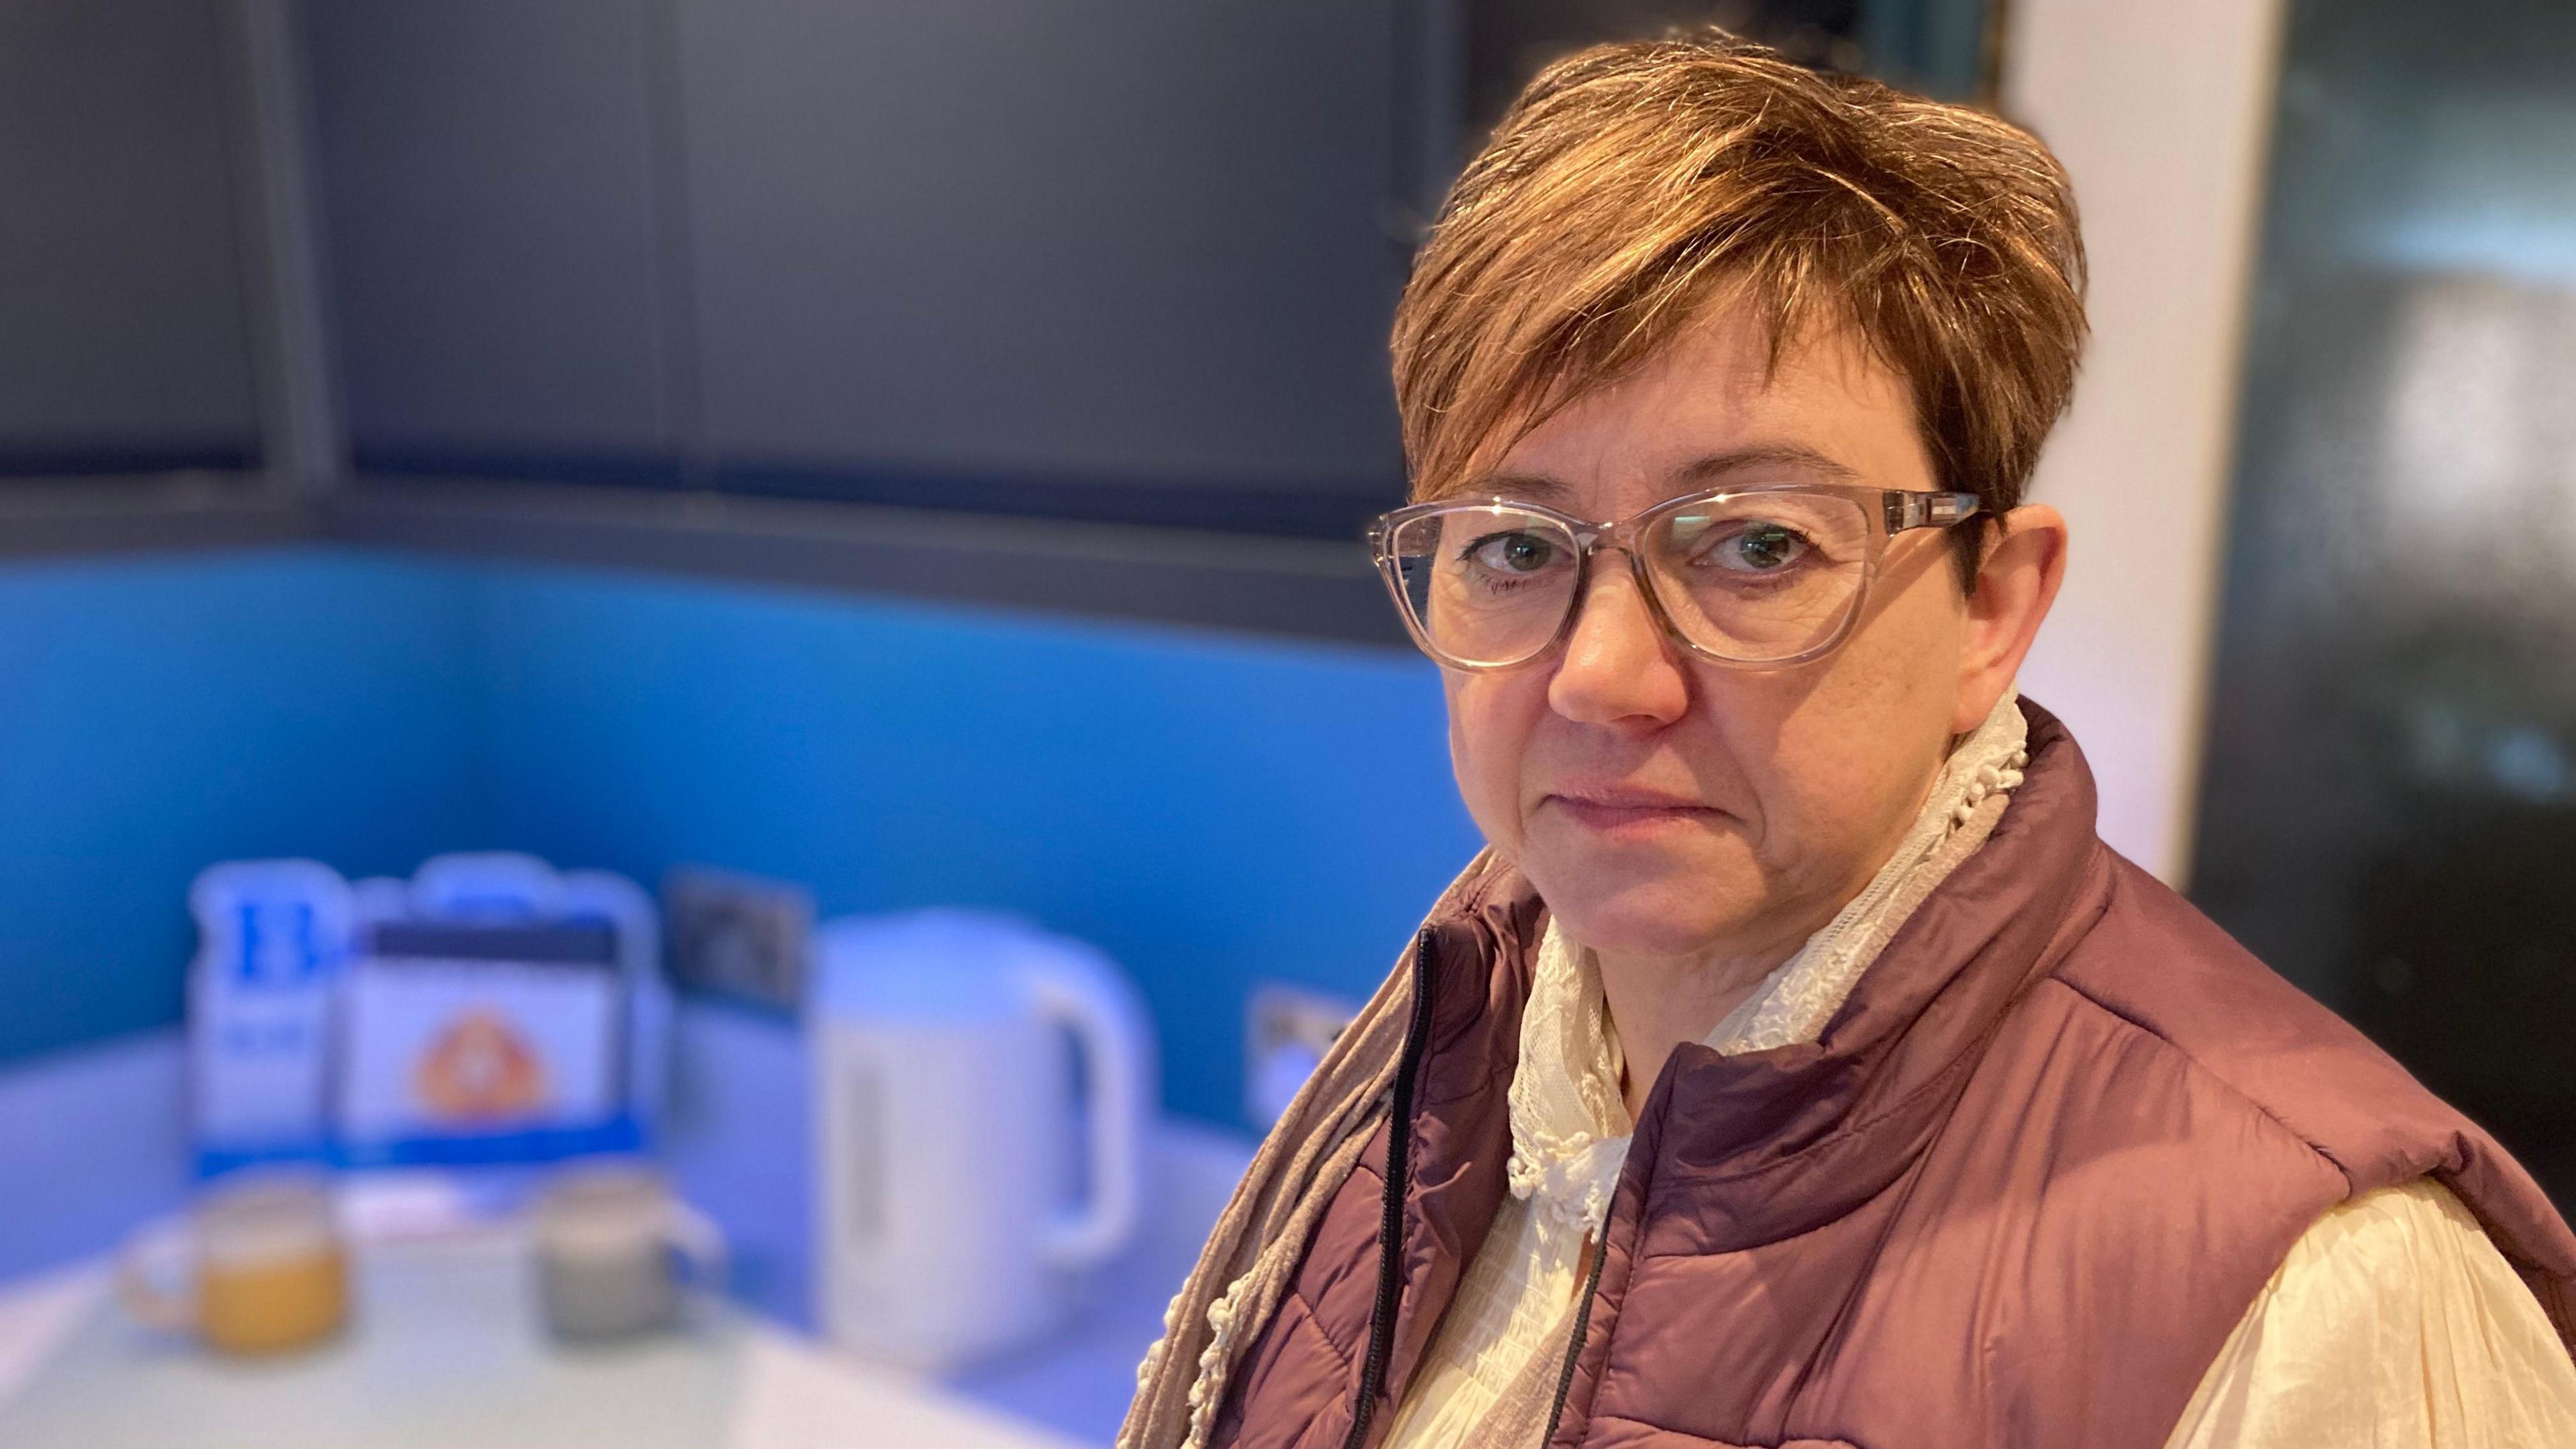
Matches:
[1884,491,1984,533]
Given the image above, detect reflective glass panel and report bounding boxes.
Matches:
[2190,0,2576,1207]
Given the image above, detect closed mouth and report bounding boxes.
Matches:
[1540,791,1720,830]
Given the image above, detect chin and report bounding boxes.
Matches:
[1522,845,1765,961]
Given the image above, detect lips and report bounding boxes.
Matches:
[1540,788,1719,834]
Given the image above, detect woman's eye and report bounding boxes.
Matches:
[1710,521,1810,573]
[1466,531,1560,574]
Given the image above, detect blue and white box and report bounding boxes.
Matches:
[188,861,353,1169]
[185,853,669,1175]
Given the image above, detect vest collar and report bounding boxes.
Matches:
[1616,701,2112,1248]
[1405,702,2114,1270]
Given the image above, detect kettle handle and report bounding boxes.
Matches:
[1026,952,1152,1271]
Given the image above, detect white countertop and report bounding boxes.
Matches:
[0,1264,99,1407]
[0,1235,1079,1449]
[0,1008,1256,1448]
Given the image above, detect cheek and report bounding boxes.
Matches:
[1760,596,1965,847]
[1444,672,1542,850]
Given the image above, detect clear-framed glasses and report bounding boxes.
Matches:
[1366,483,1982,671]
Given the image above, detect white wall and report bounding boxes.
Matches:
[2002,0,2288,883]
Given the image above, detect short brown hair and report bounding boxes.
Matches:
[1391,30,2087,576]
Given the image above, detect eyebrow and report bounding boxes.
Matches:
[1468,443,1862,507]
[1676,444,1862,484]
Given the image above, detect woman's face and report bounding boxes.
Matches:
[1442,301,2027,970]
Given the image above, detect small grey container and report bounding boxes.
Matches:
[532,1165,725,1343]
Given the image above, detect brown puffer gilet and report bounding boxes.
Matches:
[1211,703,2576,1449]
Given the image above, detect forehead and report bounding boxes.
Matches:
[1479,301,1932,517]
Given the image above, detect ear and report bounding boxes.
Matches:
[1950,504,2069,735]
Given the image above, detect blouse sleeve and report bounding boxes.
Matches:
[2164,1177,2576,1448]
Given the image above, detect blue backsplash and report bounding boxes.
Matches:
[0,549,487,1063]
[0,545,1481,1126]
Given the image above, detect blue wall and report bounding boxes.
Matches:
[462,566,1481,1126]
[0,545,1481,1126]
[0,549,488,1063]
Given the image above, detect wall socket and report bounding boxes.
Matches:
[663,865,815,1010]
[1245,983,1361,1129]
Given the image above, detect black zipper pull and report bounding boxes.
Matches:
[1539,1224,1611,1444]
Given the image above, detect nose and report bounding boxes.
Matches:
[1546,553,1690,727]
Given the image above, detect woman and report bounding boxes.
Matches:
[1122,32,2576,1449]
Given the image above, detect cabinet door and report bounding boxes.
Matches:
[0,0,257,470]
[305,0,680,466]
[674,0,1410,511]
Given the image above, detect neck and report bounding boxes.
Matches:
[1591,930,1807,1122]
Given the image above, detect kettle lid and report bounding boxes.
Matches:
[808,908,1051,1021]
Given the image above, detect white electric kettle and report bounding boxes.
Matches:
[808,910,1155,1368]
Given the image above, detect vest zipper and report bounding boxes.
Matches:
[1342,926,1439,1449]
[1538,1226,1610,1445]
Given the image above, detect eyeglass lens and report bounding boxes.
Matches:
[1385,492,1874,666]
